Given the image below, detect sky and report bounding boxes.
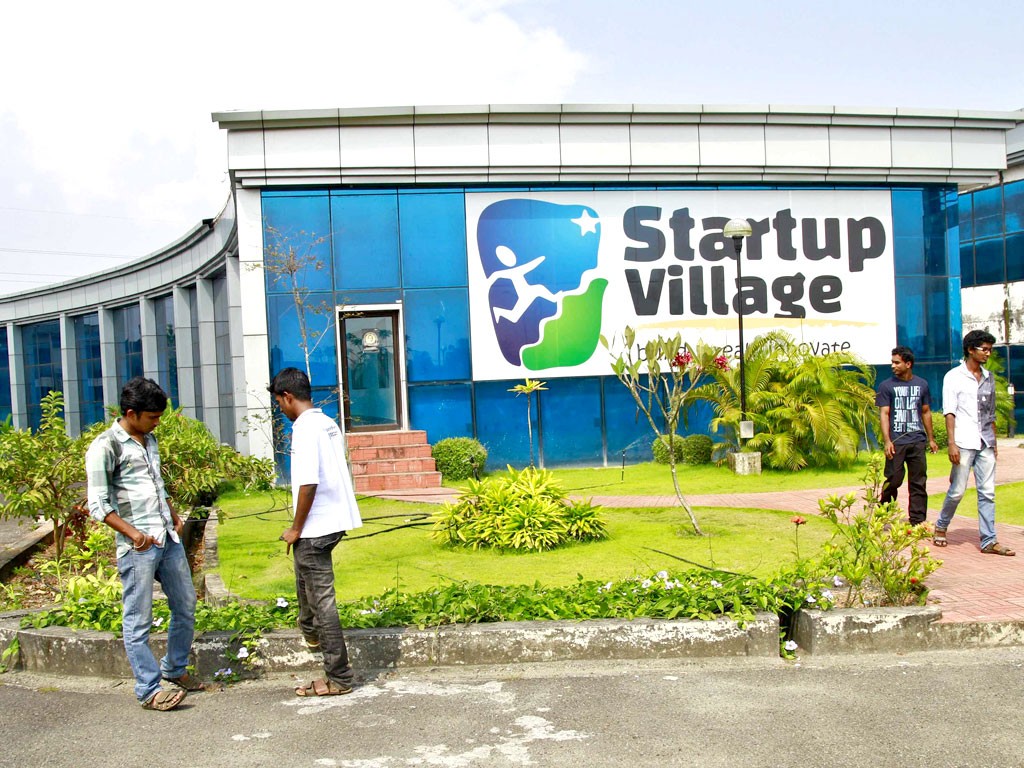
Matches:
[2,0,1023,297]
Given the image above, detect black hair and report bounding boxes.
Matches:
[962,329,996,358]
[891,346,915,367]
[267,367,312,402]
[119,376,168,415]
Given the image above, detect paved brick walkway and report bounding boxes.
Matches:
[373,439,1024,625]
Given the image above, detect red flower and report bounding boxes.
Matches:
[791,516,806,526]
[713,355,730,370]
[671,350,693,367]
[909,577,919,584]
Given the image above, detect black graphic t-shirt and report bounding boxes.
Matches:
[875,375,931,445]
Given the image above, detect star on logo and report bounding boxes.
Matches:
[572,210,600,235]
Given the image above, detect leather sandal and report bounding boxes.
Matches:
[295,678,352,697]
[933,528,948,547]
[163,671,207,691]
[142,688,186,711]
[981,542,1016,556]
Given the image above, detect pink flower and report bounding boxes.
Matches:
[671,350,693,368]
[791,516,807,526]
[713,355,730,370]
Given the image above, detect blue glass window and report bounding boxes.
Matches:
[473,380,533,467]
[0,327,10,423]
[604,376,655,462]
[973,186,1002,239]
[959,242,975,287]
[399,192,469,288]
[1006,233,1024,282]
[331,193,400,290]
[403,288,471,382]
[894,276,950,362]
[892,190,925,275]
[958,193,973,242]
[267,293,338,386]
[973,238,1005,285]
[112,305,142,387]
[73,314,104,428]
[408,383,474,444]
[1005,180,1024,234]
[22,320,63,430]
[152,295,178,405]
[538,377,603,465]
[262,194,333,293]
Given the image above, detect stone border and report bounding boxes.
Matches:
[0,521,53,580]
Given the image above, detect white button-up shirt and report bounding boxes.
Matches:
[942,361,997,450]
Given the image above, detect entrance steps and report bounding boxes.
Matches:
[347,430,443,493]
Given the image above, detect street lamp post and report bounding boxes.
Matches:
[723,218,753,440]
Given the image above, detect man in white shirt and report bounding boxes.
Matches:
[934,330,1014,555]
[269,367,363,695]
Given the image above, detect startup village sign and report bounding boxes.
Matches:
[466,190,896,381]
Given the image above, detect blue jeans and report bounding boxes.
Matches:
[294,531,353,686]
[117,537,197,702]
[936,446,997,549]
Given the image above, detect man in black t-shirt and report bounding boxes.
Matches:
[876,346,939,524]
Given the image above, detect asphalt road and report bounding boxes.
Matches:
[2,648,1023,768]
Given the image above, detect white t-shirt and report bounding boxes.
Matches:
[290,408,362,538]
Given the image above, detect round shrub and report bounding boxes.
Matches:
[931,414,947,447]
[681,434,714,465]
[432,437,488,482]
[651,435,686,464]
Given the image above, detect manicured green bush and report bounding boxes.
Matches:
[651,435,685,465]
[931,413,947,447]
[431,437,488,481]
[681,434,714,465]
[431,466,606,552]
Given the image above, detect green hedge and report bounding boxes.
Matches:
[431,437,488,481]
[652,434,713,465]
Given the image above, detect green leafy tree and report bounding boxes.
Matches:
[692,331,877,470]
[602,328,729,536]
[0,392,90,558]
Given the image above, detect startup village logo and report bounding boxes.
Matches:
[476,199,607,371]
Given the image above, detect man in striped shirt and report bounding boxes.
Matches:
[86,376,204,711]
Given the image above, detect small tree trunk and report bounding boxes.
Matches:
[669,459,703,536]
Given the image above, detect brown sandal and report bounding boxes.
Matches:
[295,678,352,697]
[141,688,186,711]
[163,671,207,691]
[981,542,1016,556]
[933,528,948,547]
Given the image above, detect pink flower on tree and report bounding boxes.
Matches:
[672,350,693,368]
[713,355,730,370]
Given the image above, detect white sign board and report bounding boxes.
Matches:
[466,190,896,380]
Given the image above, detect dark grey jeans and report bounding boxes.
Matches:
[293,531,353,686]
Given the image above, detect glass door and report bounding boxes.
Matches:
[339,310,402,432]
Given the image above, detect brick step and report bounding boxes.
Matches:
[350,457,438,476]
[348,444,434,461]
[354,471,443,493]
[346,430,428,449]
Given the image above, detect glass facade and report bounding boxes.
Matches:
[212,273,235,440]
[264,184,960,467]
[959,178,1024,426]
[0,326,10,423]
[73,313,104,428]
[113,304,143,386]
[22,320,63,430]
[152,295,178,405]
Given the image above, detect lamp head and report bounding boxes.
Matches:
[723,218,753,239]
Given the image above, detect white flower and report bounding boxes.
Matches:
[805,595,817,604]
[641,579,653,589]
[784,640,798,652]
[236,646,249,659]
[833,575,844,588]
[153,617,164,627]
[821,589,834,601]
[663,581,675,590]
[710,580,723,589]
[656,570,669,580]
[276,597,289,608]
[359,609,379,615]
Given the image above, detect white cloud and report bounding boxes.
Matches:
[0,0,587,293]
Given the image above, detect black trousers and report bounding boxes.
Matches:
[881,440,928,524]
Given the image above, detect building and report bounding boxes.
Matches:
[1,104,1022,471]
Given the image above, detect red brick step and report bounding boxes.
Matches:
[348,430,441,493]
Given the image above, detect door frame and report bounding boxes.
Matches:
[335,302,407,433]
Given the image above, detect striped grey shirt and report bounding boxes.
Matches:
[86,419,176,558]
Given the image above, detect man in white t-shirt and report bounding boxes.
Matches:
[269,367,363,696]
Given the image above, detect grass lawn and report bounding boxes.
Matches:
[213,490,833,601]
[928,481,1024,527]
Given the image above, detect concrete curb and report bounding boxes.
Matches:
[0,521,53,580]
[0,613,781,679]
